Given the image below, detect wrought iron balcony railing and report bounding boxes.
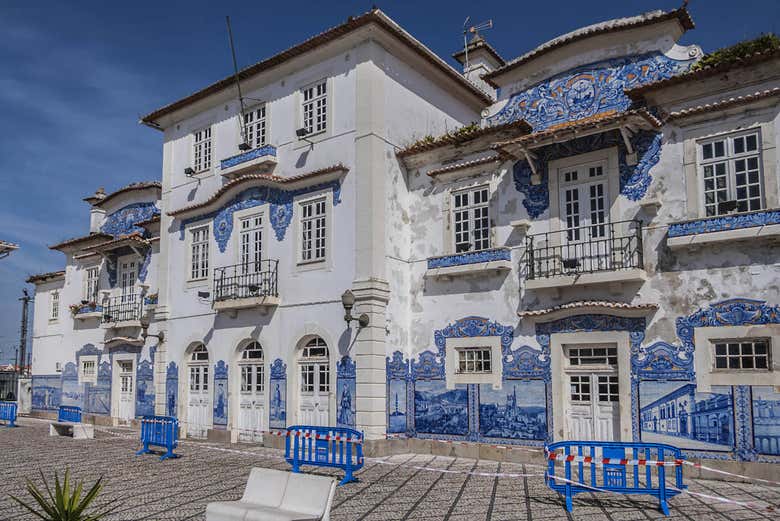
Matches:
[101,293,143,324]
[525,219,643,280]
[213,260,279,302]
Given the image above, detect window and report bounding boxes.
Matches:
[239,214,263,272]
[193,127,212,172]
[243,105,267,148]
[457,347,492,374]
[570,375,591,402]
[240,341,264,393]
[597,375,619,402]
[50,291,59,320]
[453,186,490,253]
[301,80,327,135]
[699,130,762,216]
[300,337,329,393]
[568,346,617,366]
[300,198,327,263]
[190,226,210,280]
[80,358,97,384]
[713,338,770,370]
[83,266,99,302]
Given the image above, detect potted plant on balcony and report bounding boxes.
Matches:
[69,301,100,318]
[144,292,158,310]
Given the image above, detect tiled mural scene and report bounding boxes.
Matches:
[3,1,779,519]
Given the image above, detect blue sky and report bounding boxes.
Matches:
[0,0,777,363]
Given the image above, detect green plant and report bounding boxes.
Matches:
[692,33,779,71]
[10,470,115,521]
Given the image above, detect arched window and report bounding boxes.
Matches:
[239,341,264,393]
[191,344,209,362]
[300,337,329,393]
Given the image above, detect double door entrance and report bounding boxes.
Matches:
[563,344,621,441]
[113,359,135,423]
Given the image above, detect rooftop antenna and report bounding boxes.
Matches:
[226,16,251,151]
[462,17,493,71]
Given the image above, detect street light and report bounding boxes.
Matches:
[140,315,165,343]
[341,290,369,328]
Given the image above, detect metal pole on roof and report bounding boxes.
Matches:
[226,15,248,146]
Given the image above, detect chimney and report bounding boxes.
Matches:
[83,187,107,233]
[452,34,504,100]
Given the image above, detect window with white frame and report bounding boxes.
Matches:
[80,357,97,384]
[243,105,267,148]
[301,80,327,135]
[83,266,99,302]
[699,130,763,216]
[239,213,263,273]
[713,338,771,371]
[50,291,59,320]
[299,198,327,263]
[452,186,490,253]
[193,127,212,172]
[456,347,492,374]
[189,226,210,280]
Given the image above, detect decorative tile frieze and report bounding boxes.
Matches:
[489,52,692,130]
[101,202,159,237]
[179,181,341,252]
[336,356,356,429]
[427,248,511,269]
[667,209,780,237]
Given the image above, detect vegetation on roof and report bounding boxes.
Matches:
[402,122,482,153]
[691,33,779,71]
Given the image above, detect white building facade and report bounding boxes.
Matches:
[28,7,780,468]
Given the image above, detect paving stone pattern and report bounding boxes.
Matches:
[0,418,778,520]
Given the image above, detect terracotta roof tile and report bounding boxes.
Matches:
[87,181,161,208]
[397,120,531,158]
[485,8,694,86]
[667,88,780,120]
[518,301,658,318]
[26,271,65,284]
[427,154,503,177]
[169,164,348,217]
[141,9,490,125]
[49,233,113,251]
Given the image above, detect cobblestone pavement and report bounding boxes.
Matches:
[1,418,778,520]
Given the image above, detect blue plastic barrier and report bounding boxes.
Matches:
[0,401,17,427]
[57,405,82,423]
[285,425,364,485]
[136,415,179,461]
[546,441,686,515]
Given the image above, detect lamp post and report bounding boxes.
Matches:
[341,290,369,328]
[140,315,165,343]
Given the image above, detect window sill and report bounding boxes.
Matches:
[667,208,780,249]
[525,268,646,290]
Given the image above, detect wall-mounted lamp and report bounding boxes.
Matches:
[296,127,314,145]
[341,289,369,328]
[140,315,165,343]
[184,167,196,176]
[238,142,252,151]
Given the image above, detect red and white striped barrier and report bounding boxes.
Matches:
[546,451,683,467]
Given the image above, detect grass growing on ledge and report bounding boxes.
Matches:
[691,33,779,71]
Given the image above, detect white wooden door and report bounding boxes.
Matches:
[119,259,137,301]
[188,364,210,438]
[298,338,330,426]
[564,345,620,441]
[559,163,609,272]
[238,342,265,442]
[117,360,135,422]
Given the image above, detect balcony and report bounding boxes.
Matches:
[71,303,103,321]
[425,247,512,278]
[100,294,143,328]
[213,260,280,311]
[220,145,277,179]
[524,220,645,290]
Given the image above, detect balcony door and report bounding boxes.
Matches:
[187,345,211,438]
[298,337,330,426]
[119,257,137,302]
[237,341,265,442]
[113,358,135,423]
[563,344,620,441]
[558,162,609,272]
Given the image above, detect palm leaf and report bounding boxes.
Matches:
[8,469,113,521]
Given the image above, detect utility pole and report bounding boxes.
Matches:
[18,289,31,376]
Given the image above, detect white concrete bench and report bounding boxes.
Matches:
[206,467,336,521]
[49,422,94,439]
